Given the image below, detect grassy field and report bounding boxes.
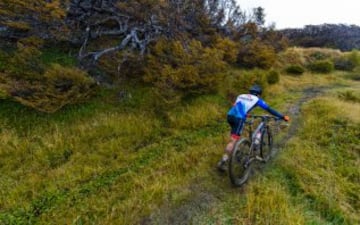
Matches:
[0,68,359,224]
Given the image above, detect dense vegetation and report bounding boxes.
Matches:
[0,0,289,112]
[281,24,360,51]
[1,1,360,225]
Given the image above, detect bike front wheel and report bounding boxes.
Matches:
[228,138,253,187]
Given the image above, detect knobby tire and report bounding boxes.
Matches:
[229,139,252,187]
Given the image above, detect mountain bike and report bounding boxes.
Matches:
[228,115,284,187]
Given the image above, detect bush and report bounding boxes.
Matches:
[285,65,305,75]
[279,47,343,70]
[333,56,356,71]
[309,51,327,60]
[346,73,360,81]
[237,40,277,69]
[225,69,268,101]
[6,64,96,113]
[98,50,145,81]
[301,47,342,65]
[144,39,226,108]
[0,37,97,113]
[333,50,360,71]
[267,70,280,84]
[278,48,306,67]
[213,37,239,64]
[338,90,360,103]
[347,50,360,68]
[6,37,45,80]
[307,60,334,74]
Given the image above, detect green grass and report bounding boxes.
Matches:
[40,48,77,67]
[0,66,359,224]
[273,98,360,224]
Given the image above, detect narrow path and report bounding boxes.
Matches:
[272,86,328,155]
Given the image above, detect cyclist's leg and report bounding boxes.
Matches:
[227,115,245,154]
[218,135,238,171]
[218,116,244,171]
[226,134,239,154]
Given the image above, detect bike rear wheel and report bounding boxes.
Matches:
[260,127,273,162]
[229,139,252,187]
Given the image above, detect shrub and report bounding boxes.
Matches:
[144,39,226,108]
[225,69,268,101]
[338,90,360,103]
[309,51,327,60]
[213,37,239,64]
[237,40,277,69]
[346,73,360,81]
[348,50,360,67]
[300,47,342,65]
[266,70,280,84]
[0,37,97,113]
[333,50,360,71]
[307,60,334,74]
[278,48,306,67]
[7,46,44,80]
[347,50,360,68]
[8,64,96,113]
[333,56,356,71]
[285,65,305,75]
[97,50,145,81]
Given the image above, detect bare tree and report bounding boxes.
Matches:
[65,0,166,62]
[252,7,265,26]
[205,0,247,35]
[0,0,250,64]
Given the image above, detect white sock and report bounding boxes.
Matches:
[222,154,229,162]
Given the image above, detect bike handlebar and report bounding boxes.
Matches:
[246,114,282,121]
[246,114,289,131]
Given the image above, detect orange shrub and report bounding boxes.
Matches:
[213,37,239,64]
[237,40,277,69]
[144,39,227,106]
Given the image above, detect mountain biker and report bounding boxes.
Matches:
[217,84,290,172]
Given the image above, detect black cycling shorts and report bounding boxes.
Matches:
[227,115,245,138]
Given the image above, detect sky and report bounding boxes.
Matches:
[236,0,360,29]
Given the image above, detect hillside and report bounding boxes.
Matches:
[0,1,360,224]
[0,1,289,113]
[280,24,360,51]
[0,65,359,224]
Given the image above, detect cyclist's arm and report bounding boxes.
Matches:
[256,99,284,119]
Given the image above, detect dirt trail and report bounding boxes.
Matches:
[272,87,328,154]
[142,86,335,225]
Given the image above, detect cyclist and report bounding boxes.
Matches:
[217,84,290,172]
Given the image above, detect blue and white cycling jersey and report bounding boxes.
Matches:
[227,94,283,119]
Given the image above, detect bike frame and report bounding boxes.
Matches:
[243,115,278,160]
[244,117,262,146]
